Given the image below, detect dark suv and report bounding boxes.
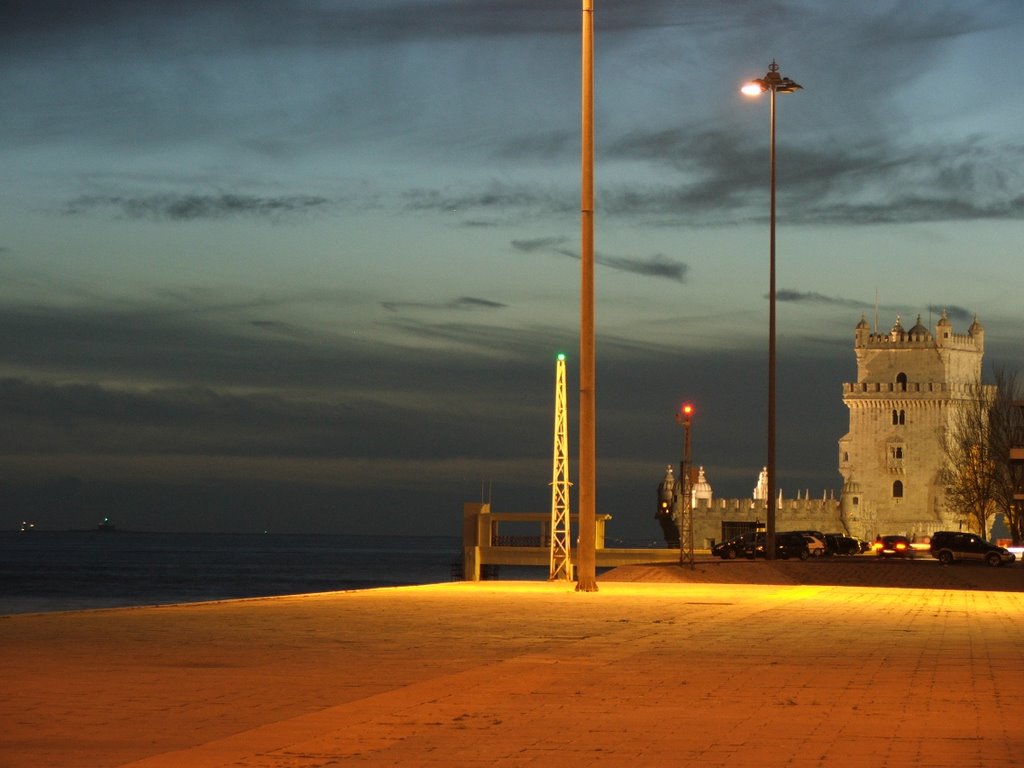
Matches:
[711,532,760,560]
[929,531,1016,567]
[743,532,810,560]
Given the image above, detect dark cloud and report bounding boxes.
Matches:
[511,236,570,253]
[930,305,975,324]
[399,130,1024,230]
[381,296,507,313]
[553,248,688,283]
[775,291,875,310]
[601,129,1024,227]
[0,0,734,53]
[511,236,688,283]
[64,193,331,221]
[2,294,1017,536]
[601,253,688,282]
[403,185,572,218]
[777,293,983,333]
[0,303,846,536]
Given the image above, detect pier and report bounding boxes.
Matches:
[461,502,679,580]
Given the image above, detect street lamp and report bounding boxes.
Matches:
[742,60,801,561]
[676,403,694,568]
[576,0,598,592]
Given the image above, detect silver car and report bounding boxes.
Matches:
[929,531,1016,567]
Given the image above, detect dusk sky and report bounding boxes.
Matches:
[3,1,1023,540]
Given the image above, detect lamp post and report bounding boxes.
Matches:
[576,0,598,591]
[676,403,694,568]
[742,61,801,561]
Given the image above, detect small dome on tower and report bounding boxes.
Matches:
[936,309,951,328]
[841,475,862,496]
[907,314,930,339]
[969,315,983,335]
[856,314,869,330]
[692,466,713,502]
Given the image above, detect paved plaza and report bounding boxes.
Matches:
[2,567,1022,767]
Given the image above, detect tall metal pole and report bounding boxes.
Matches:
[576,0,597,591]
[677,404,694,569]
[742,61,800,562]
[766,83,777,561]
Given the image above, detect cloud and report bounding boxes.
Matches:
[511,237,570,253]
[554,248,688,283]
[381,296,508,313]
[402,185,572,218]
[601,128,1024,226]
[775,291,875,310]
[63,193,331,221]
[776,292,983,328]
[929,305,974,324]
[398,130,1024,230]
[512,237,688,282]
[601,253,688,282]
[0,0,722,54]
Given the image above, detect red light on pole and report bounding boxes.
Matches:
[675,402,695,568]
[680,403,694,425]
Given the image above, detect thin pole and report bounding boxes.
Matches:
[766,86,777,560]
[576,0,597,591]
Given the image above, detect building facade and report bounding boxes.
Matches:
[671,311,989,547]
[837,311,990,539]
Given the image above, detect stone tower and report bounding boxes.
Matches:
[838,311,990,539]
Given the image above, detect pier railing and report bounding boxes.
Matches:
[461,502,679,580]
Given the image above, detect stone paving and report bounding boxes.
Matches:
[2,572,1023,767]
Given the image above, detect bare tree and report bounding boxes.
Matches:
[989,369,1024,544]
[940,367,1024,540]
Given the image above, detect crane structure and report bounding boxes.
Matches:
[549,353,573,581]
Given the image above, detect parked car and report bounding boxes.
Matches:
[773,529,828,556]
[872,535,914,558]
[800,533,827,557]
[743,532,810,560]
[929,531,1016,567]
[711,532,760,560]
[823,533,861,555]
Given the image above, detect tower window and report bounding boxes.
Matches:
[892,480,904,498]
[896,373,908,391]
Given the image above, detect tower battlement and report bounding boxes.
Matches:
[842,381,988,396]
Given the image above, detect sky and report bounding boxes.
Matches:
[2,0,1023,541]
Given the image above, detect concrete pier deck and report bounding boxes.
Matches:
[2,562,1023,767]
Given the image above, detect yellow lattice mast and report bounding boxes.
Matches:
[549,353,573,580]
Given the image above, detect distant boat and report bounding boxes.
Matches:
[19,521,36,533]
[96,517,117,532]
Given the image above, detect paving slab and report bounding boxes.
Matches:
[2,574,1022,767]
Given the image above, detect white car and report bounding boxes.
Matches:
[801,534,826,557]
